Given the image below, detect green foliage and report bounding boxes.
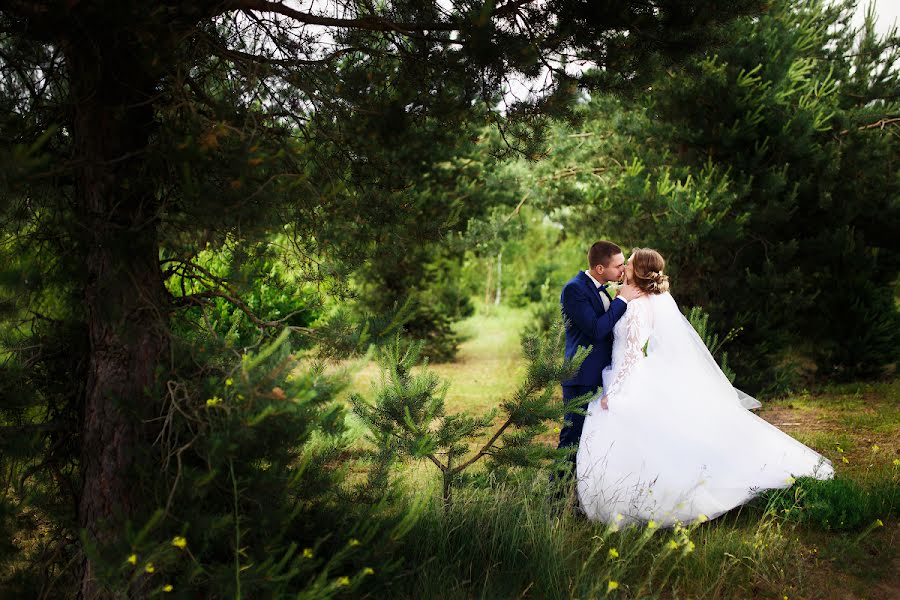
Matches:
[525,299,563,346]
[0,236,410,596]
[0,202,86,596]
[687,306,740,383]
[352,319,586,505]
[459,203,589,316]
[760,469,899,532]
[68,330,410,597]
[354,132,522,361]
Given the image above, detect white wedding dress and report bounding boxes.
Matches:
[576,293,834,526]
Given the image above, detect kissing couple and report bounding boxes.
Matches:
[557,241,833,526]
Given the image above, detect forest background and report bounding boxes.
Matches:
[1,0,898,598]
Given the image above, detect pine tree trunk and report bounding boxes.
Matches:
[442,460,453,514]
[484,258,494,306]
[494,250,502,305]
[65,41,169,599]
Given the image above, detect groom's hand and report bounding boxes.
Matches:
[600,396,609,410]
[618,283,643,302]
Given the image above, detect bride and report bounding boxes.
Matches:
[576,248,834,526]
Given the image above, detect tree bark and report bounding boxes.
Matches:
[65,40,169,599]
[483,257,494,306]
[494,250,502,306]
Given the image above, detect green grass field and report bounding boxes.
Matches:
[342,304,899,599]
[343,304,531,413]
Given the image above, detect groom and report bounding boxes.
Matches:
[556,241,640,478]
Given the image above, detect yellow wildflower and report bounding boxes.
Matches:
[893,458,900,467]
[206,396,222,407]
[337,576,350,586]
[871,444,880,453]
[126,554,138,565]
[145,562,155,574]
[608,580,619,592]
[362,567,375,576]
[647,520,658,529]
[875,519,884,527]
[225,377,234,386]
[696,514,708,523]
[836,446,844,453]
[683,540,696,554]
[302,548,314,559]
[163,584,174,593]
[608,548,619,559]
[841,456,849,464]
[348,538,361,547]
[171,536,187,549]
[667,540,679,550]
[785,476,795,485]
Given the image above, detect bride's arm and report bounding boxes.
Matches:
[601,300,652,408]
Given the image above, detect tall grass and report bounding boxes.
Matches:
[374,475,808,599]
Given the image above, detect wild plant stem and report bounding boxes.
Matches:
[229,459,242,600]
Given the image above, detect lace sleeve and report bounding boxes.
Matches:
[604,299,652,402]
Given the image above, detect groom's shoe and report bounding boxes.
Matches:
[547,470,585,519]
[571,496,587,519]
[546,492,586,520]
[547,467,573,503]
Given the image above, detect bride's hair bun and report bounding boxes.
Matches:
[629,248,670,295]
[647,270,670,293]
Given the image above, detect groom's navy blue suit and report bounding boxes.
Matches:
[558,271,628,457]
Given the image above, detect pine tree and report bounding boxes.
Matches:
[352,319,588,508]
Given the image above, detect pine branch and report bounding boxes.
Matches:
[173,289,313,335]
[200,31,371,68]
[226,0,458,32]
[449,415,513,475]
[225,0,533,33]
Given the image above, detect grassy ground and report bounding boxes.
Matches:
[341,304,531,415]
[759,381,899,477]
[343,304,899,599]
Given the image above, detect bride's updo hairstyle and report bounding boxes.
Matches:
[629,248,670,294]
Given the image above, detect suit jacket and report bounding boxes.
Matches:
[560,271,628,389]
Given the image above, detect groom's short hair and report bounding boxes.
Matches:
[588,241,622,268]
